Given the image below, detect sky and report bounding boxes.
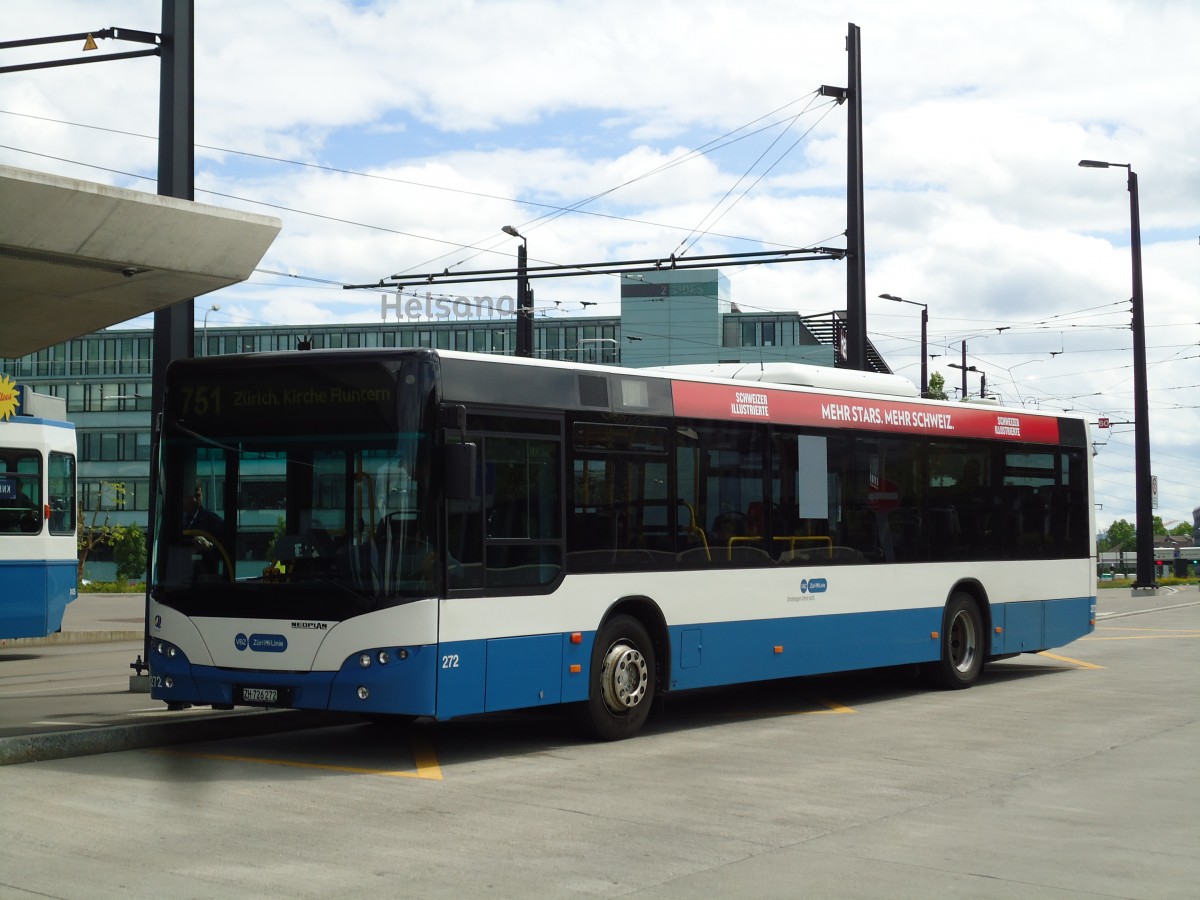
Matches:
[2,0,1197,535]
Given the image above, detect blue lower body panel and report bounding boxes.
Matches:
[434,633,592,720]
[991,596,1094,654]
[1043,595,1096,647]
[1,559,76,640]
[667,607,944,692]
[667,597,1095,690]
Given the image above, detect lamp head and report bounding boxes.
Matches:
[501,225,522,239]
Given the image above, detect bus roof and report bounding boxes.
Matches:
[646,361,919,397]
[166,347,1088,447]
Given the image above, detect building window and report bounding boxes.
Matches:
[67,383,84,413]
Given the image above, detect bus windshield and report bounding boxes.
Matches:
[152,353,439,620]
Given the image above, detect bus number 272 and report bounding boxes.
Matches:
[441,654,460,669]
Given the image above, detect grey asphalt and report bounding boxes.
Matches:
[1,586,1196,766]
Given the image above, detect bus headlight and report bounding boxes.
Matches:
[357,686,370,700]
[377,650,390,665]
[359,653,372,668]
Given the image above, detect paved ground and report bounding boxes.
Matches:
[0,585,1195,898]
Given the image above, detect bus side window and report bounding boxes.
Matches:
[448,427,563,590]
[680,420,769,567]
[0,451,42,535]
[47,452,77,535]
[568,420,671,572]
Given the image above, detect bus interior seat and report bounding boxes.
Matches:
[745,501,765,535]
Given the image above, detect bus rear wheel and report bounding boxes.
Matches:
[922,592,984,690]
[575,615,656,741]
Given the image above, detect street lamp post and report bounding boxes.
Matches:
[879,293,928,397]
[1079,159,1155,593]
[202,303,219,356]
[948,362,986,399]
[502,225,534,358]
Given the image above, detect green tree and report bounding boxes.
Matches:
[1169,521,1193,537]
[1100,518,1136,552]
[77,481,131,581]
[112,522,147,583]
[265,515,286,562]
[926,371,948,401]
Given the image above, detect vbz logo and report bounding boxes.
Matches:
[235,633,249,651]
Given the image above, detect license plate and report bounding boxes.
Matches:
[238,686,289,705]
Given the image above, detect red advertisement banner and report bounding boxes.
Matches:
[671,381,1061,443]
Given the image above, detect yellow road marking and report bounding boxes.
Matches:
[1036,651,1103,669]
[1080,625,1200,643]
[1083,633,1200,641]
[407,731,444,780]
[811,697,856,714]
[151,735,444,780]
[724,696,857,720]
[762,697,857,717]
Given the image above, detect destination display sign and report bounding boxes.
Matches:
[671,380,1061,444]
[165,358,426,436]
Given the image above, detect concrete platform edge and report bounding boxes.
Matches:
[1,631,145,649]
[0,709,338,767]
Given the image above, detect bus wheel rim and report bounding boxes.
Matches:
[601,643,648,713]
[949,608,979,674]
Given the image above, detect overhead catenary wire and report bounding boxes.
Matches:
[3,111,1194,430]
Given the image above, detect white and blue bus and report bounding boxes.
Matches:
[0,380,78,640]
[148,349,1095,738]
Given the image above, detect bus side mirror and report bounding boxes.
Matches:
[445,442,477,500]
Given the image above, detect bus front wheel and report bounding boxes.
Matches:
[576,615,656,741]
[922,592,984,690]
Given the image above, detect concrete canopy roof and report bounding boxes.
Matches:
[0,165,281,359]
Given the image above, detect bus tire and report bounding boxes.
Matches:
[922,592,984,690]
[575,615,656,741]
